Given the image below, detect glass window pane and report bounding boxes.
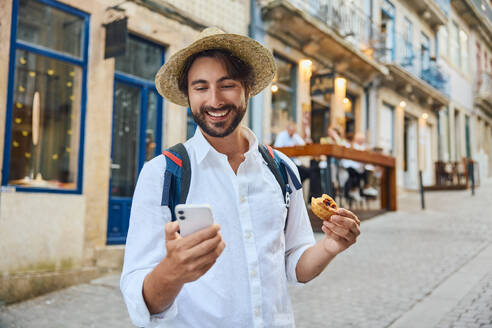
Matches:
[115,37,162,80]
[451,23,460,68]
[438,26,448,58]
[110,82,141,198]
[274,57,293,88]
[145,92,158,161]
[8,49,81,189]
[271,88,293,140]
[459,30,468,72]
[17,0,84,58]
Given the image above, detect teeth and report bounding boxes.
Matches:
[208,110,228,117]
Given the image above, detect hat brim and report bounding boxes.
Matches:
[155,33,276,107]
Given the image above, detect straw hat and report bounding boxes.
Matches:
[155,27,276,107]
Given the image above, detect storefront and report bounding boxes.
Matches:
[0,0,250,303]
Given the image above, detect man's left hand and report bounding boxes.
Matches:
[321,208,360,257]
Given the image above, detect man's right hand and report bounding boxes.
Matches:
[163,221,226,284]
[143,221,225,314]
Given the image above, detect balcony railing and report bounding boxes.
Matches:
[289,0,385,61]
[379,32,450,97]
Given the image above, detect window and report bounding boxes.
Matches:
[2,0,89,192]
[459,29,469,73]
[401,17,413,64]
[186,107,197,139]
[380,0,395,62]
[450,22,460,68]
[270,54,297,140]
[438,25,448,58]
[421,32,431,73]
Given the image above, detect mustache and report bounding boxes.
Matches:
[200,104,237,113]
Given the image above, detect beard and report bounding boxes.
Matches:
[191,101,247,138]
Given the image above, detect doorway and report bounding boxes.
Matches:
[106,36,164,245]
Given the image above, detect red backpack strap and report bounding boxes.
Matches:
[162,150,183,167]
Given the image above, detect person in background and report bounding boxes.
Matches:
[274,120,310,182]
[342,132,378,201]
[320,126,346,146]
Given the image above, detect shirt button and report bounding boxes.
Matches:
[251,270,257,278]
[245,231,251,240]
[255,306,261,317]
[240,195,246,203]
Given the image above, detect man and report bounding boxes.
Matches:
[342,132,378,201]
[121,27,360,328]
[273,120,310,182]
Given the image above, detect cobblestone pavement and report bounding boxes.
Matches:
[435,271,492,328]
[0,275,133,328]
[290,179,492,328]
[1,179,491,328]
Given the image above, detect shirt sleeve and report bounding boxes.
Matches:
[273,131,285,147]
[120,155,178,327]
[276,153,316,285]
[294,133,306,146]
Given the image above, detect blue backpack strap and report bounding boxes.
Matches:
[258,145,288,203]
[161,143,191,221]
[259,145,303,231]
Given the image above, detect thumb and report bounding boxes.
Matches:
[165,221,180,241]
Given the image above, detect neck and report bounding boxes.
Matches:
[201,126,249,157]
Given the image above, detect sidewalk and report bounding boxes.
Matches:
[290,178,492,328]
[1,179,491,328]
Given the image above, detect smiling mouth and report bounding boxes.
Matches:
[206,109,230,120]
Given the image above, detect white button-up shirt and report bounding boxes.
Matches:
[120,127,315,328]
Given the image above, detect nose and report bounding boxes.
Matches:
[210,86,225,108]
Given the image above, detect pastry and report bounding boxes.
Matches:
[311,194,338,221]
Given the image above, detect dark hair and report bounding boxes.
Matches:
[178,49,254,97]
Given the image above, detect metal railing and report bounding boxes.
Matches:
[379,31,450,97]
[289,0,385,61]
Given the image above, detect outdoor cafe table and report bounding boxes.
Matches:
[275,143,397,211]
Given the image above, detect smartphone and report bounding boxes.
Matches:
[174,204,215,237]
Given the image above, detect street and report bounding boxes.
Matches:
[1,179,491,328]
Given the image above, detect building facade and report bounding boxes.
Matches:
[1,0,490,303]
[0,0,250,303]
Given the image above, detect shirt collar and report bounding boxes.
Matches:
[188,126,259,164]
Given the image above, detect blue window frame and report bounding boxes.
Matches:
[421,32,431,74]
[2,0,89,194]
[402,17,413,64]
[107,34,165,245]
[187,108,197,139]
[381,0,395,61]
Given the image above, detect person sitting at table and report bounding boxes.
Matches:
[274,120,310,182]
[342,132,378,202]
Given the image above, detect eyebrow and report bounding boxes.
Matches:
[190,79,208,86]
[190,76,235,86]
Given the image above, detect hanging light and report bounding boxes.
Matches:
[400,101,407,108]
[32,91,40,146]
[271,84,279,93]
[422,113,429,120]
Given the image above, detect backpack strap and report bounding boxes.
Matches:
[161,143,191,221]
[258,145,302,230]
